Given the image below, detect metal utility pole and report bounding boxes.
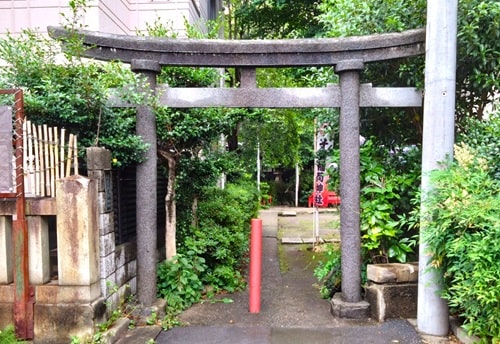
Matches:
[418,0,458,336]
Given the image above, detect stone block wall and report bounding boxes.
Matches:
[86,147,138,319]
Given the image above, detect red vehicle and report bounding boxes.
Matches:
[308,191,341,208]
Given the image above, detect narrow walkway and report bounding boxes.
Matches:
[153,208,434,344]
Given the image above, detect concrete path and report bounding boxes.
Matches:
[116,207,454,344]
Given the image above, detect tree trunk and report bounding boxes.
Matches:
[165,156,177,260]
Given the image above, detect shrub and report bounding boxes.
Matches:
[184,181,259,291]
[157,251,207,311]
[421,142,500,342]
[159,180,259,307]
[313,243,341,299]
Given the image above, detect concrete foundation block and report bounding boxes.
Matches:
[34,297,106,344]
[365,282,418,322]
[330,292,370,319]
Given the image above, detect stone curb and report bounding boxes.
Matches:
[449,317,480,344]
[102,317,131,344]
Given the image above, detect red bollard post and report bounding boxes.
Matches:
[249,218,262,313]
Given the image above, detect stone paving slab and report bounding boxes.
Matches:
[158,320,425,344]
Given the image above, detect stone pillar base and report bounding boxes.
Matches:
[34,297,106,344]
[33,282,105,344]
[365,263,419,322]
[365,282,417,322]
[330,292,370,319]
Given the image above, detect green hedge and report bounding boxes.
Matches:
[422,142,500,342]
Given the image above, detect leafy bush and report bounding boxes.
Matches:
[325,138,420,264]
[314,138,420,297]
[313,244,342,299]
[0,27,147,168]
[359,139,420,263]
[421,142,500,342]
[157,251,207,311]
[158,180,259,308]
[183,181,259,291]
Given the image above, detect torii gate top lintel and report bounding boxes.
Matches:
[48,26,424,68]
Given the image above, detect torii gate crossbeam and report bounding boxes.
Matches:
[49,26,425,317]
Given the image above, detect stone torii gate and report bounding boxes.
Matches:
[49,26,425,316]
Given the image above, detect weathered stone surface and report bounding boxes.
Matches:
[100,231,115,257]
[367,263,419,283]
[56,175,99,286]
[34,298,105,344]
[0,302,14,329]
[115,242,136,269]
[36,281,101,304]
[116,259,136,287]
[330,293,370,319]
[28,215,50,284]
[99,211,114,236]
[0,284,14,302]
[0,198,57,216]
[86,147,111,171]
[48,26,425,67]
[34,304,93,344]
[0,216,13,283]
[365,282,418,322]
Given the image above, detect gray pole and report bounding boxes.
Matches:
[336,60,364,303]
[131,59,160,307]
[418,0,457,336]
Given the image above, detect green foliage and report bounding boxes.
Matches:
[318,0,499,136]
[0,29,148,167]
[317,0,426,145]
[456,0,500,121]
[457,110,500,180]
[318,0,426,36]
[327,138,420,264]
[158,181,258,309]
[313,244,341,299]
[239,109,301,171]
[359,140,420,263]
[184,182,258,291]
[420,142,500,342]
[157,252,207,311]
[230,0,322,39]
[0,326,27,344]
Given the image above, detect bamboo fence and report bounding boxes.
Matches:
[22,119,78,197]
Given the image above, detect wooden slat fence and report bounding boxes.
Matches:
[22,119,78,197]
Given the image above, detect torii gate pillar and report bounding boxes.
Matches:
[331,60,370,317]
[130,59,160,307]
